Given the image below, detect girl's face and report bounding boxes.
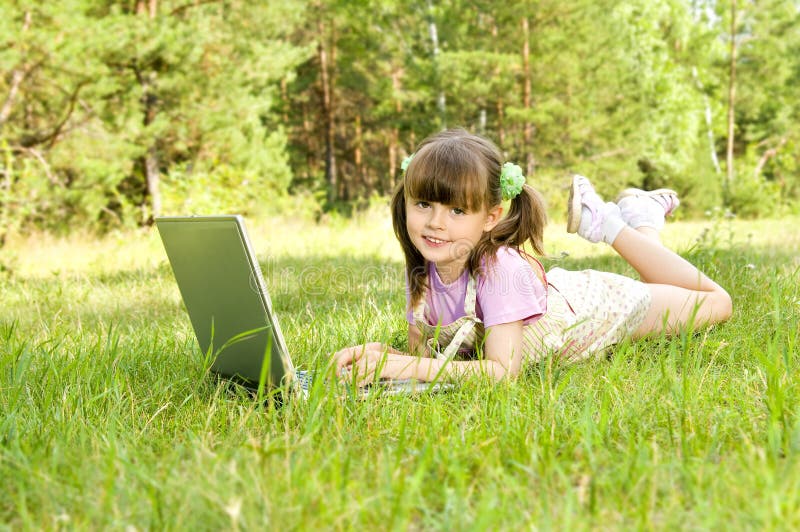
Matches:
[405,196,502,282]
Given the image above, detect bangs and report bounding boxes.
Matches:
[404,143,488,211]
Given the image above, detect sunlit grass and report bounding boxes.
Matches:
[2,209,800,528]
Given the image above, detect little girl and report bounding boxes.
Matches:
[333,129,732,382]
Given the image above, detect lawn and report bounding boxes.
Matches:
[2,208,799,529]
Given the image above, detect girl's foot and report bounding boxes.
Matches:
[567,175,626,244]
[616,188,679,231]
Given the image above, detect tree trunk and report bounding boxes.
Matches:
[318,19,337,203]
[355,112,364,194]
[145,144,160,218]
[497,98,505,149]
[140,0,161,223]
[388,67,403,192]
[280,78,289,125]
[522,17,535,176]
[689,3,722,177]
[389,127,398,193]
[0,12,32,133]
[0,67,26,133]
[0,144,10,247]
[491,21,505,149]
[692,67,721,175]
[136,0,157,16]
[302,101,316,179]
[427,0,445,128]
[725,0,738,202]
[140,74,161,222]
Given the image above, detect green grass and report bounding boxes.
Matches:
[2,209,800,529]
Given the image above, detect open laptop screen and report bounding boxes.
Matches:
[156,215,292,389]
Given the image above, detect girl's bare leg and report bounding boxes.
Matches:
[610,226,732,337]
[568,175,732,337]
[635,226,660,242]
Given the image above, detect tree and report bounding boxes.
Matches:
[0,0,103,239]
[725,0,741,200]
[710,0,800,214]
[0,0,310,232]
[3,0,799,233]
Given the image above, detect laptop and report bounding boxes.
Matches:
[155,215,446,398]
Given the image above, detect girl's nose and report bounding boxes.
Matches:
[426,206,447,229]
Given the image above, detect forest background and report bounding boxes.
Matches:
[1,0,799,240]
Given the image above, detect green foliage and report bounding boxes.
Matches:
[0,0,309,233]
[160,129,294,218]
[1,0,799,234]
[727,178,783,219]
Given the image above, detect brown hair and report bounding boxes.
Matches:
[391,128,547,310]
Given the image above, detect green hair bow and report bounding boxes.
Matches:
[500,162,525,200]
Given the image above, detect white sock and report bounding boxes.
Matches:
[618,196,665,231]
[602,213,626,245]
[578,201,624,245]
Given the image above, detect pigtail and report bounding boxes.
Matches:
[495,184,547,254]
[468,184,547,274]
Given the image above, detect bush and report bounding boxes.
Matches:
[726,179,782,218]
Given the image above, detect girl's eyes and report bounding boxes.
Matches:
[412,200,467,215]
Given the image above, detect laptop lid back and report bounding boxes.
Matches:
[155,215,292,388]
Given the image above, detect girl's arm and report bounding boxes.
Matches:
[408,324,424,355]
[475,320,526,377]
[333,320,526,383]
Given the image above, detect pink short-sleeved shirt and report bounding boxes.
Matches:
[405,247,547,328]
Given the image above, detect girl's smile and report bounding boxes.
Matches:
[421,235,447,247]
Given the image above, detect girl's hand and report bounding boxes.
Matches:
[331,344,415,385]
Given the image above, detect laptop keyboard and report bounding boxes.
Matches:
[292,369,449,397]
[294,370,313,392]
